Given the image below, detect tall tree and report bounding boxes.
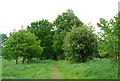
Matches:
[27,20,54,59]
[3,29,43,64]
[53,9,84,59]
[97,12,119,62]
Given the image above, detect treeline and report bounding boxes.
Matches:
[2,9,120,64]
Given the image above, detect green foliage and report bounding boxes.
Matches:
[3,29,43,63]
[53,9,83,59]
[2,58,52,79]
[27,20,54,59]
[0,34,8,49]
[52,31,66,60]
[0,57,1,80]
[53,9,83,31]
[63,26,98,63]
[1,9,119,79]
[97,12,119,61]
[57,59,118,79]
[0,34,8,43]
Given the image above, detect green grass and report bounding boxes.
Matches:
[2,58,52,79]
[0,57,2,80]
[57,58,118,79]
[2,58,118,79]
[0,48,2,80]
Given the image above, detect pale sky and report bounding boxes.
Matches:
[0,0,119,36]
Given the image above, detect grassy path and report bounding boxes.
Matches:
[2,58,118,79]
[51,60,62,79]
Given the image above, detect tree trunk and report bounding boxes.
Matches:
[16,58,18,64]
[53,54,57,60]
[27,57,31,63]
[22,57,25,64]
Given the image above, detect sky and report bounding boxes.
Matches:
[0,0,119,36]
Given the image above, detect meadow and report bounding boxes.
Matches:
[1,8,119,80]
[0,48,2,80]
[57,58,118,79]
[2,58,52,79]
[2,58,118,79]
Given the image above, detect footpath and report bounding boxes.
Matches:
[51,61,62,79]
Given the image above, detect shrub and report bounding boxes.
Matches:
[63,26,98,63]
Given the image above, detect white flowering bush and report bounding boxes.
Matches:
[63,26,98,63]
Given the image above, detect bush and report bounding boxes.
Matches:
[63,26,98,63]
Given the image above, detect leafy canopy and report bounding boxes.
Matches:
[97,12,119,59]
[53,9,84,59]
[3,29,43,63]
[27,19,54,59]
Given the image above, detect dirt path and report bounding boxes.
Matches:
[51,60,62,79]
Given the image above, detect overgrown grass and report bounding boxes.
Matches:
[57,58,118,79]
[0,57,2,80]
[2,58,118,79]
[0,48,2,80]
[2,58,52,79]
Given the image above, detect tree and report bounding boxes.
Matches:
[3,29,43,64]
[0,34,8,56]
[1,34,8,43]
[63,26,98,63]
[53,9,83,31]
[97,12,120,61]
[97,12,119,62]
[53,9,84,59]
[27,20,54,59]
[0,34,8,47]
